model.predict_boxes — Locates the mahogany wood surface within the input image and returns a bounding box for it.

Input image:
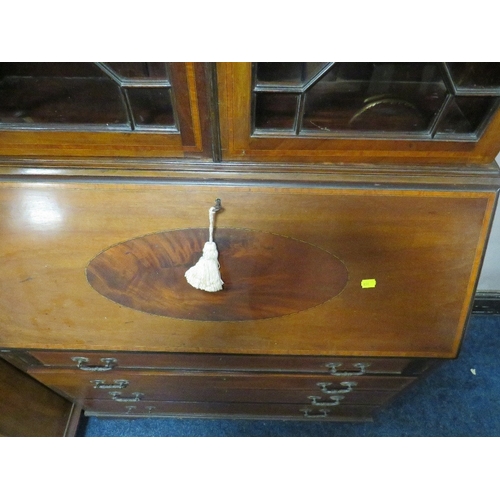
[169,63,213,158]
[83,399,377,420]
[28,368,415,403]
[27,350,416,374]
[0,181,495,358]
[86,227,348,321]
[0,357,75,436]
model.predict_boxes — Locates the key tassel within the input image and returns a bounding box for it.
[185,203,224,292]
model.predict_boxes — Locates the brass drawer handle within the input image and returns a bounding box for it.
[317,381,357,394]
[301,408,330,418]
[126,405,155,415]
[325,362,370,376]
[72,356,117,372]
[92,379,129,390]
[109,391,143,402]
[308,395,344,407]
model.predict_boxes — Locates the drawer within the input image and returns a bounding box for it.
[27,350,421,375]
[28,368,415,405]
[83,400,378,421]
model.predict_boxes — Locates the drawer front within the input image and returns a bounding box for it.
[0,182,494,358]
[28,368,415,405]
[27,350,418,375]
[84,400,378,421]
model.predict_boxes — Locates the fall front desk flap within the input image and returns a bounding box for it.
[0,182,494,357]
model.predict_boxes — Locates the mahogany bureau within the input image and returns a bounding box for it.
[0,62,499,425]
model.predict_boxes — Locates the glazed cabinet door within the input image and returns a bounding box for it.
[0,62,213,160]
[218,62,500,165]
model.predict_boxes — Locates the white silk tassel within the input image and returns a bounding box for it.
[185,206,224,292]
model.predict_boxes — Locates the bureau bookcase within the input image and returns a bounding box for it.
[0,62,499,427]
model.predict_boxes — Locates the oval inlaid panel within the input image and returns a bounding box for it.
[86,228,348,321]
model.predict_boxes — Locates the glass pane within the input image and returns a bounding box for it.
[434,96,499,135]
[0,63,128,126]
[254,93,298,131]
[302,62,447,133]
[104,63,169,81]
[447,63,500,91]
[255,63,329,86]
[0,62,106,78]
[126,87,175,128]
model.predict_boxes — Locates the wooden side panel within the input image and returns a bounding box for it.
[0,181,495,358]
[0,358,75,436]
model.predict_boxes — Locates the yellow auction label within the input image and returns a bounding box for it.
[361,279,377,289]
